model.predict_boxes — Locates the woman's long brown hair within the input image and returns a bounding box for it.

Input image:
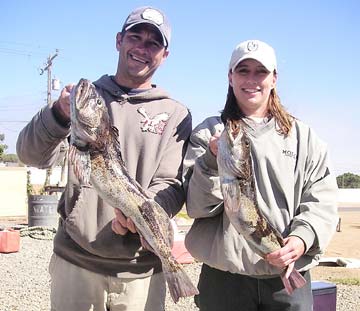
[221,84,294,136]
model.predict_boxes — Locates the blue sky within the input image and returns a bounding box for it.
[0,0,359,175]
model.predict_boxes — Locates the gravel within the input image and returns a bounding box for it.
[1,234,359,311]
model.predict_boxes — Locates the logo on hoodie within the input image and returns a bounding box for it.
[282,149,297,159]
[137,107,169,135]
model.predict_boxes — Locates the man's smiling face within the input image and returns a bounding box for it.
[115,24,169,89]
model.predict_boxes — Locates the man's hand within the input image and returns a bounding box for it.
[111,208,137,235]
[111,208,154,252]
[265,236,305,269]
[52,84,74,123]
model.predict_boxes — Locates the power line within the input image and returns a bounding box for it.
[0,40,54,50]
[0,125,23,133]
[0,121,29,123]
[0,92,44,100]
[0,40,57,57]
[0,47,49,58]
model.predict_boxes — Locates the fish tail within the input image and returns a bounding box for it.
[280,269,307,295]
[164,266,199,303]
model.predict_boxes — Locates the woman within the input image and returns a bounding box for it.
[183,40,338,310]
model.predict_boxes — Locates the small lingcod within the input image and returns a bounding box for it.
[217,119,306,295]
[69,78,198,303]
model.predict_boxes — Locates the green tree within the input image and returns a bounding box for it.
[337,173,360,188]
[1,153,19,163]
[0,133,8,159]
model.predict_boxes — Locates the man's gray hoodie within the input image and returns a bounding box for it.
[16,75,192,277]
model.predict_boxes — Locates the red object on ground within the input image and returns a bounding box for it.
[172,239,194,264]
[170,219,194,264]
[0,229,20,253]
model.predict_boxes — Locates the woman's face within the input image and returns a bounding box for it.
[228,58,277,117]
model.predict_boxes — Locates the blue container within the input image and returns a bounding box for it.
[312,281,337,311]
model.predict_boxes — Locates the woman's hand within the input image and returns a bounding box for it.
[209,130,222,156]
[265,236,305,270]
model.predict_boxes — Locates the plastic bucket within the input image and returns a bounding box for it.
[28,195,59,228]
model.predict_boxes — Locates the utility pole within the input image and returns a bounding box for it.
[39,49,59,107]
[39,50,59,190]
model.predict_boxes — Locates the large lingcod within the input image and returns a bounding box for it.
[217,119,306,295]
[69,78,198,303]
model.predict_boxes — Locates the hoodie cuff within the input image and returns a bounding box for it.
[52,101,71,127]
[203,147,218,171]
[289,225,316,254]
[41,104,71,138]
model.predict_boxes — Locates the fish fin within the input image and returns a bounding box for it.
[140,200,174,247]
[221,182,241,213]
[69,145,91,185]
[280,269,307,295]
[164,266,199,303]
[110,126,125,164]
[288,269,307,289]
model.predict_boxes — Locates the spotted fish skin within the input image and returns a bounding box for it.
[217,119,306,295]
[69,78,198,303]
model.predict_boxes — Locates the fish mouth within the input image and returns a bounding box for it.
[227,120,242,140]
[76,81,97,109]
[74,81,103,129]
[225,120,250,149]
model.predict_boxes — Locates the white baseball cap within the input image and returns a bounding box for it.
[229,40,277,73]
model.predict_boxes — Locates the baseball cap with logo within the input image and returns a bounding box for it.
[122,6,171,48]
[229,40,277,73]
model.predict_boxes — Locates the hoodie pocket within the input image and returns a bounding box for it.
[64,187,142,258]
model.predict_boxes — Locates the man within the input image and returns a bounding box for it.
[17,6,192,311]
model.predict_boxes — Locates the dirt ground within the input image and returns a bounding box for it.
[311,209,360,281]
